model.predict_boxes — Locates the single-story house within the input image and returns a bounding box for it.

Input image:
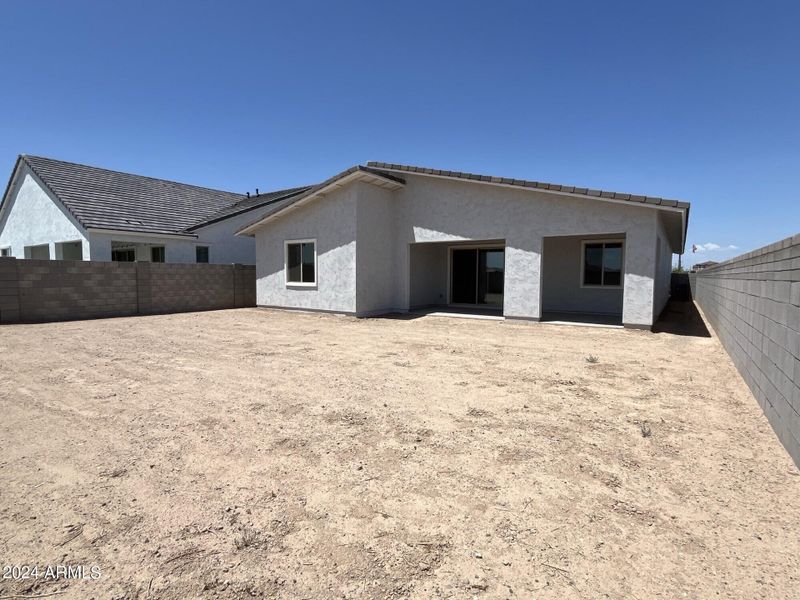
[237,162,690,330]
[0,155,308,264]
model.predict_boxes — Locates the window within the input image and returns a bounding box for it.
[195,246,209,263]
[57,241,83,260]
[151,246,165,263]
[112,248,136,262]
[0,247,10,257]
[24,244,50,260]
[582,241,623,287]
[285,240,316,285]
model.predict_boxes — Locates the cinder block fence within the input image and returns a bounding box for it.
[691,234,800,466]
[0,258,256,324]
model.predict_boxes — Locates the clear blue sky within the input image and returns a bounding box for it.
[1,1,797,265]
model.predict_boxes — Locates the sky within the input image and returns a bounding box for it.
[1,1,797,266]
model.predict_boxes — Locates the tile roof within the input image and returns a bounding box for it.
[186,185,312,230]
[367,162,691,209]
[9,155,307,237]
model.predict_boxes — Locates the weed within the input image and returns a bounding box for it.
[234,525,264,550]
[585,355,599,364]
[640,422,652,438]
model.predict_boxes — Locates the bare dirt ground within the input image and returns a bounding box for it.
[1,305,799,599]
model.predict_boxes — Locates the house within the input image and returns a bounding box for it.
[237,162,690,330]
[692,260,719,272]
[0,155,309,264]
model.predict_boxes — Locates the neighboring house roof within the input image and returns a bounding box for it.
[238,162,691,251]
[185,185,312,231]
[1,155,308,237]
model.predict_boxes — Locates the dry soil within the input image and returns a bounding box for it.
[1,305,798,599]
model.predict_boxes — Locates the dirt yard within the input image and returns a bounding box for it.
[1,306,799,599]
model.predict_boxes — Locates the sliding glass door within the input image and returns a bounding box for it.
[450,248,504,307]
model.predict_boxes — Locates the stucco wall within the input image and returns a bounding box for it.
[692,235,800,466]
[88,207,266,265]
[355,183,396,315]
[87,233,192,262]
[254,186,358,313]
[251,173,669,326]
[409,243,448,307]
[541,234,624,315]
[653,212,673,320]
[0,167,89,260]
[390,175,658,326]
[191,208,272,265]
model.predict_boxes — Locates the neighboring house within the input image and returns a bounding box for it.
[0,155,309,264]
[692,260,719,272]
[238,162,690,330]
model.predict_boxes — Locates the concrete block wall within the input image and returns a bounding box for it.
[15,259,138,322]
[233,264,257,308]
[692,234,800,466]
[0,258,256,324]
[0,258,21,323]
[138,263,235,315]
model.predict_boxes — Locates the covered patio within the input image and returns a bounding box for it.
[540,233,626,327]
[408,239,506,314]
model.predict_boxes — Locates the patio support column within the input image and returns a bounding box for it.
[622,221,657,329]
[504,237,542,320]
[393,242,411,312]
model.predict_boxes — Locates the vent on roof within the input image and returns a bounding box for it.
[125,219,144,226]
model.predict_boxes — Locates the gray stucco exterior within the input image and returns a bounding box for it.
[255,185,358,313]
[541,234,624,316]
[248,171,686,328]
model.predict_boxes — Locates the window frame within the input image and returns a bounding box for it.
[580,239,625,289]
[111,248,136,262]
[56,240,83,261]
[0,247,10,257]
[284,238,317,287]
[151,246,165,263]
[195,245,209,264]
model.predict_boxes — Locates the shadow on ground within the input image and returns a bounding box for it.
[654,300,711,337]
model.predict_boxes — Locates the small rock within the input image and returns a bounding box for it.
[474,551,482,559]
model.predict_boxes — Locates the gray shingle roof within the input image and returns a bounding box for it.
[367,162,691,209]
[186,185,312,231]
[11,155,307,237]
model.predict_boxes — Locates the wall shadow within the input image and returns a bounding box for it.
[653,300,711,337]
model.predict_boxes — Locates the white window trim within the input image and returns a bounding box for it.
[580,239,625,289]
[284,238,317,287]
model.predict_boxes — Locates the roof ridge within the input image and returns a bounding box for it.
[22,154,243,199]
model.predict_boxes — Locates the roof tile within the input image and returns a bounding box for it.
[365,161,689,212]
